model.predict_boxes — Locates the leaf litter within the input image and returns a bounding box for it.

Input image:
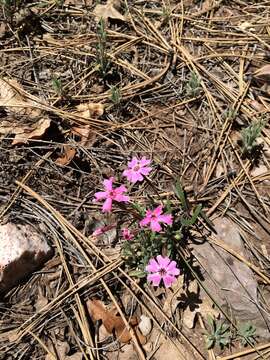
[1,1,270,360]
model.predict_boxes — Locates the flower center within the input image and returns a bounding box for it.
[133,164,141,171]
[159,268,167,276]
[109,190,116,197]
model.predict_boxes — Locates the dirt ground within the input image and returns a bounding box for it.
[1,0,270,359]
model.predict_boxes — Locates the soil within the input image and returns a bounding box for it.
[1,1,270,359]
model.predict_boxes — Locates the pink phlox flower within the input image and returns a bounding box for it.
[146,255,180,288]
[139,205,172,232]
[94,177,129,212]
[121,228,134,241]
[92,224,116,237]
[123,156,152,183]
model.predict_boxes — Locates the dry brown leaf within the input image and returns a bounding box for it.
[0,78,41,118]
[0,78,51,145]
[66,353,83,360]
[93,0,126,23]
[55,146,76,166]
[0,23,7,39]
[75,102,104,118]
[12,118,51,145]
[87,299,146,344]
[248,99,266,112]
[201,0,213,11]
[87,299,107,322]
[71,125,96,147]
[253,64,270,84]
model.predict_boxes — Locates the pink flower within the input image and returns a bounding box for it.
[92,224,116,236]
[146,255,180,288]
[123,156,152,183]
[94,177,129,212]
[139,205,172,232]
[121,228,134,241]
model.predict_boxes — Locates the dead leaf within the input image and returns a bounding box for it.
[0,23,7,39]
[87,299,146,344]
[0,78,42,118]
[75,102,104,118]
[93,0,126,23]
[201,0,213,11]
[12,118,51,145]
[55,146,76,166]
[253,64,270,84]
[66,353,83,360]
[71,125,96,147]
[248,99,266,112]
[0,78,51,145]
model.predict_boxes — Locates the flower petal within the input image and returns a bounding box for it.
[140,157,151,166]
[102,198,112,212]
[131,172,144,183]
[147,273,161,287]
[122,169,133,181]
[156,255,171,268]
[140,217,150,227]
[158,214,173,225]
[166,260,180,275]
[128,157,138,168]
[140,166,152,176]
[153,205,163,217]
[150,219,162,232]
[146,258,160,272]
[163,274,176,288]
[103,177,114,191]
[94,191,108,201]
[115,194,129,203]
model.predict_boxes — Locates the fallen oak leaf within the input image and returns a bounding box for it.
[0,77,51,145]
[93,0,126,23]
[0,78,42,118]
[55,145,76,166]
[74,102,104,118]
[12,117,51,145]
[87,299,146,344]
[71,125,96,147]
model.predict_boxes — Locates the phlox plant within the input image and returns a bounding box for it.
[93,156,202,288]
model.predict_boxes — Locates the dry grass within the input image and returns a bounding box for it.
[1,0,270,359]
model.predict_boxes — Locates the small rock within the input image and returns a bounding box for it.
[193,218,270,338]
[138,315,152,336]
[0,223,52,293]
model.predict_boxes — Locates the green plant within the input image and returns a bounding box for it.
[52,77,62,96]
[161,6,171,23]
[96,17,110,79]
[122,180,203,278]
[237,322,257,346]
[186,71,201,97]
[241,120,265,156]
[205,316,231,349]
[110,85,121,105]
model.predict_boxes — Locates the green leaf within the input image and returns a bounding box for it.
[129,269,146,278]
[181,217,192,227]
[189,204,202,225]
[207,315,215,330]
[206,337,214,349]
[174,180,188,210]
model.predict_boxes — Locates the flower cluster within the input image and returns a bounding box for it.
[93,156,180,288]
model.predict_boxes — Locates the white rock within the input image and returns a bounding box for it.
[138,315,152,336]
[0,223,52,293]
